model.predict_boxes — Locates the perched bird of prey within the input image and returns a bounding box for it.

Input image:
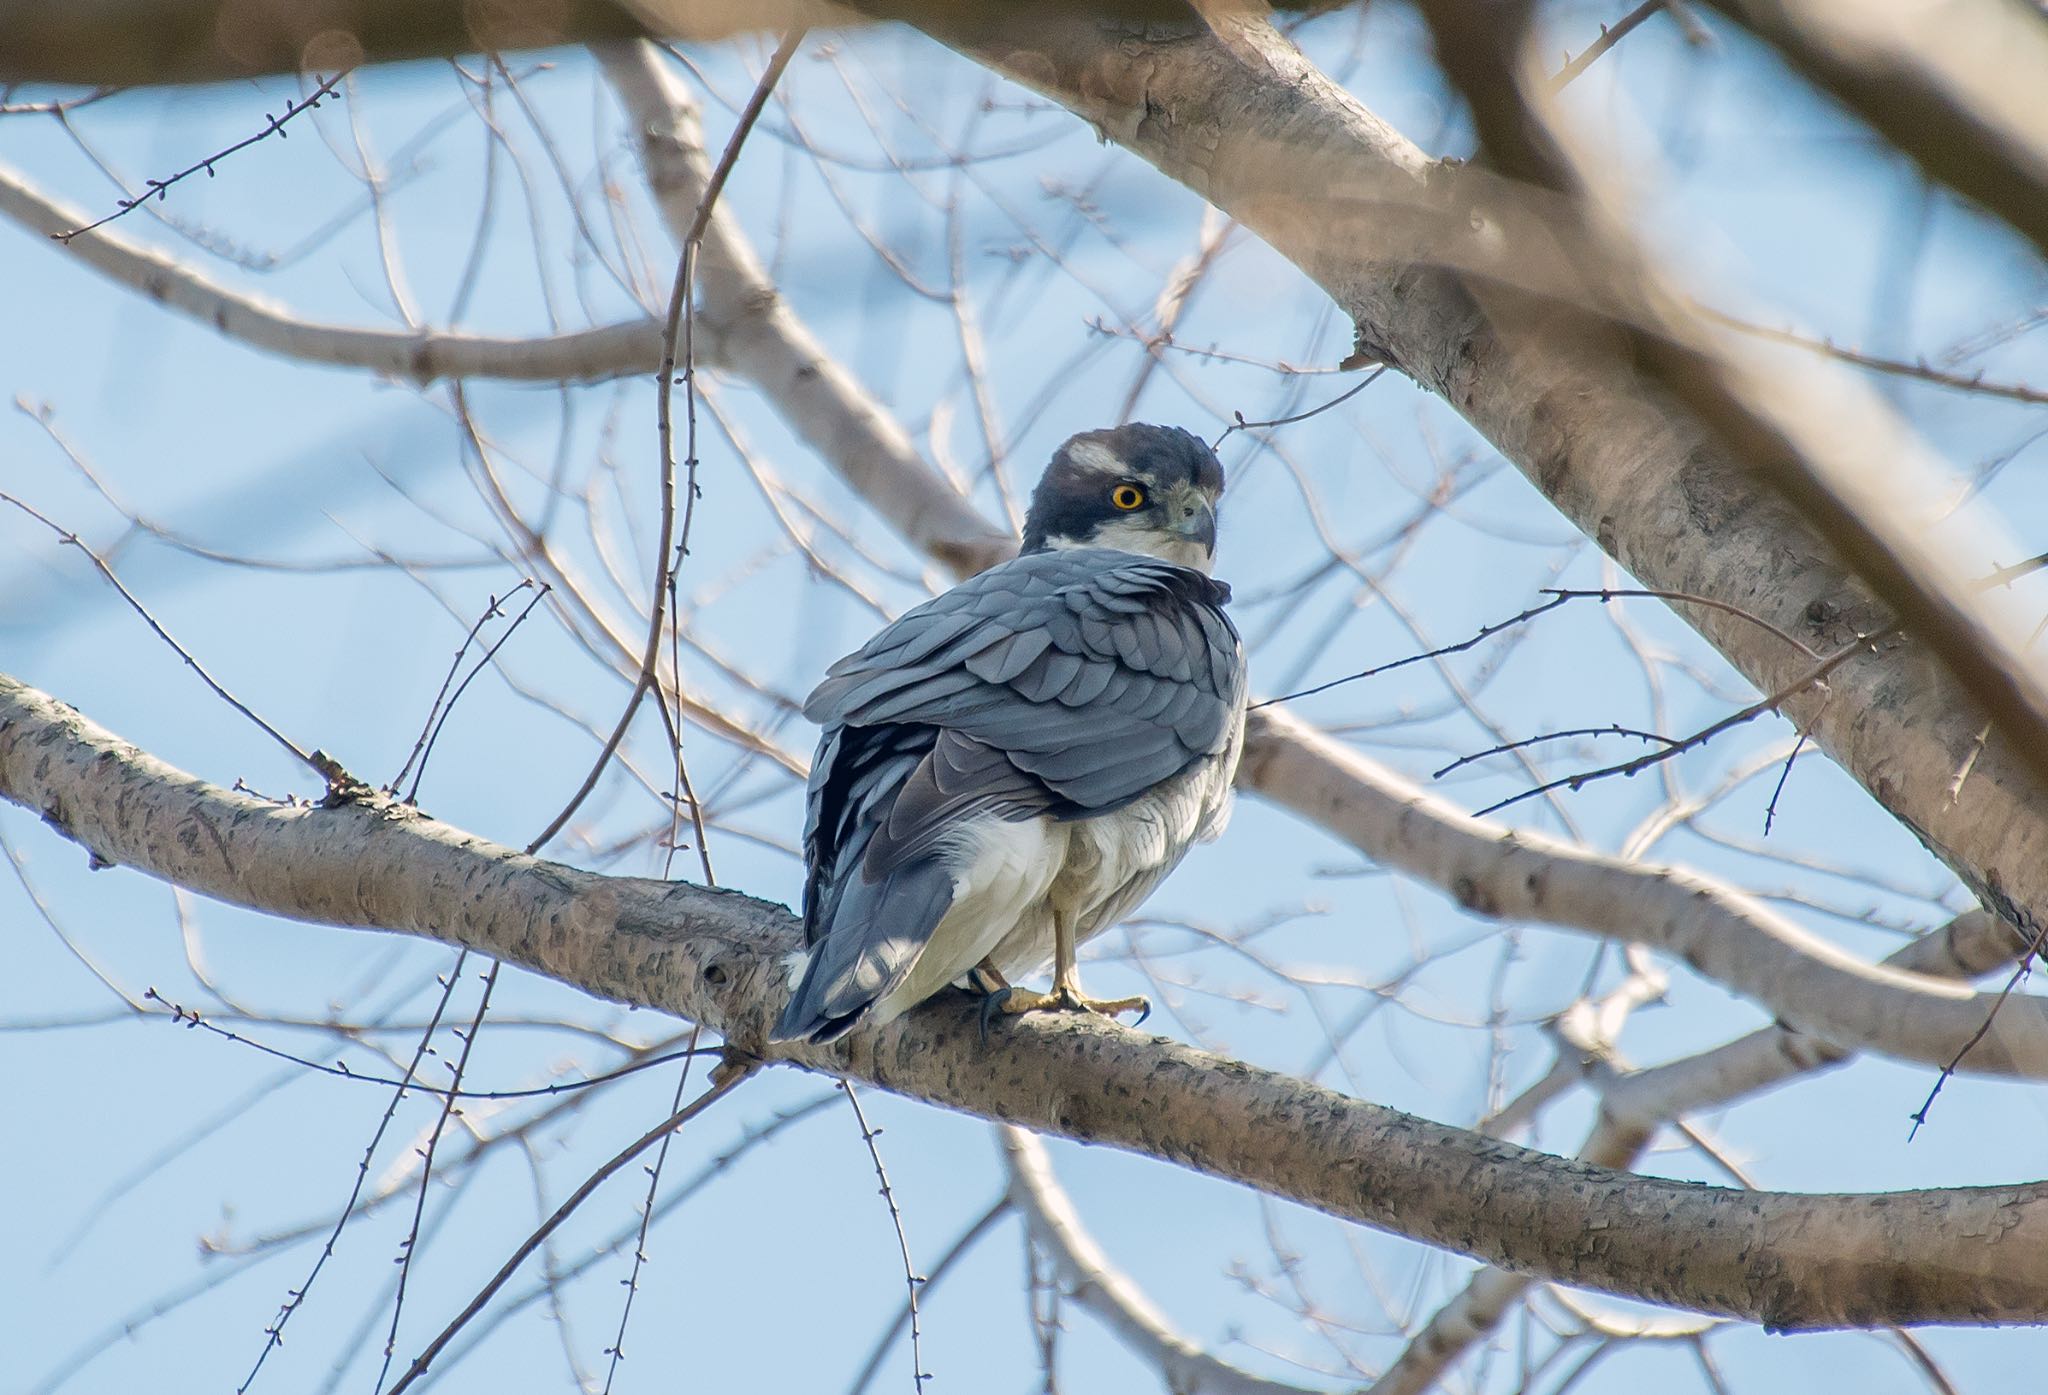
[771,424,1248,1044]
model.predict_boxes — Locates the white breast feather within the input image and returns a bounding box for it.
[863,701,1245,1025]
[866,814,1068,1026]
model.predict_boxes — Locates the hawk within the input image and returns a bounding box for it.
[770,424,1248,1044]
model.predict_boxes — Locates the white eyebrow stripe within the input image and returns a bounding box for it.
[1065,440,1127,477]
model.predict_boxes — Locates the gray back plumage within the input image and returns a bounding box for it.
[772,547,1245,1042]
[806,548,1242,813]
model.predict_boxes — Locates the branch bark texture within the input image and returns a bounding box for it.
[928,11,2048,946]
[1367,907,2022,1395]
[1245,707,2047,1078]
[5,670,2048,1330]
[587,38,2036,1086]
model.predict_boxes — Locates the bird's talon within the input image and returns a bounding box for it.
[980,982,1150,1033]
[978,986,1012,1041]
[1046,983,1151,1020]
[1070,991,1150,1021]
[993,986,1060,1016]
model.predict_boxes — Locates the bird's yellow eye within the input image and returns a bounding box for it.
[1110,484,1145,511]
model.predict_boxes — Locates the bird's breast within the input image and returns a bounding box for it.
[1051,739,1241,941]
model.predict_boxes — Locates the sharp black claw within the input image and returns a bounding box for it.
[1132,1000,1151,1028]
[978,987,1011,1044]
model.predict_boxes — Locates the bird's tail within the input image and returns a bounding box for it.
[768,858,955,1044]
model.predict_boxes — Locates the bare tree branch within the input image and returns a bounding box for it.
[1002,1126,1323,1395]
[1243,706,2048,1076]
[6,669,2048,1329]
[1414,0,2048,923]
[0,1,1333,87]
[0,163,664,384]
[916,7,2048,953]
[19,32,2031,1065]
[585,36,2047,1092]
[1369,909,2023,1395]
[598,40,1016,578]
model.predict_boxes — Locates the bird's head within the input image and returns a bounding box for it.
[1019,424,1226,573]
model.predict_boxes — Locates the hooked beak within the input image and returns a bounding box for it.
[1175,496,1218,552]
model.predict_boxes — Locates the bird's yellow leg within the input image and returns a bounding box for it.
[967,960,1011,996]
[995,911,1150,1023]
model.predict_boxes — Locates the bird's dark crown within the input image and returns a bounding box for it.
[1020,424,1225,566]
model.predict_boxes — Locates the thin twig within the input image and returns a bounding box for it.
[1761,724,1815,837]
[1433,724,1680,780]
[1704,308,2048,407]
[376,962,502,1389]
[143,989,715,1099]
[1548,1,1670,93]
[55,71,351,242]
[380,1065,755,1395]
[1474,634,1881,819]
[236,953,469,1393]
[1211,366,1386,449]
[660,563,717,884]
[526,29,805,854]
[840,1080,929,1393]
[1252,584,1817,710]
[0,489,318,772]
[601,1025,702,1392]
[389,580,536,796]
[1975,551,2048,591]
[1082,316,1345,375]
[1908,918,2048,1140]
[846,1195,1011,1395]
[405,581,552,803]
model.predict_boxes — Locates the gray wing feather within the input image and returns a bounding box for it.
[1012,649,1083,704]
[805,547,1244,815]
[776,548,1245,1042]
[1060,658,1116,706]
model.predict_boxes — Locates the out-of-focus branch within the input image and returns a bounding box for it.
[1000,1126,1322,1395]
[0,0,1336,86]
[597,40,1015,578]
[1701,309,2048,406]
[8,668,2048,1328]
[594,37,2048,1084]
[0,0,683,85]
[0,163,662,385]
[919,7,2048,952]
[1415,0,2048,923]
[1695,0,2048,261]
[1368,908,2022,1395]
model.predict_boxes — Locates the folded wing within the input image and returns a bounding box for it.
[771,548,1245,1042]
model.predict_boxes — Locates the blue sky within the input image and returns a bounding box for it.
[4,6,2047,1392]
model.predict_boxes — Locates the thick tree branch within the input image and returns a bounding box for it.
[592,38,2042,1084]
[0,1,1319,86]
[28,32,1947,1076]
[1411,0,2048,916]
[1368,908,2022,1395]
[1244,702,2048,1076]
[6,669,2048,1329]
[919,9,2048,946]
[18,0,2048,958]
